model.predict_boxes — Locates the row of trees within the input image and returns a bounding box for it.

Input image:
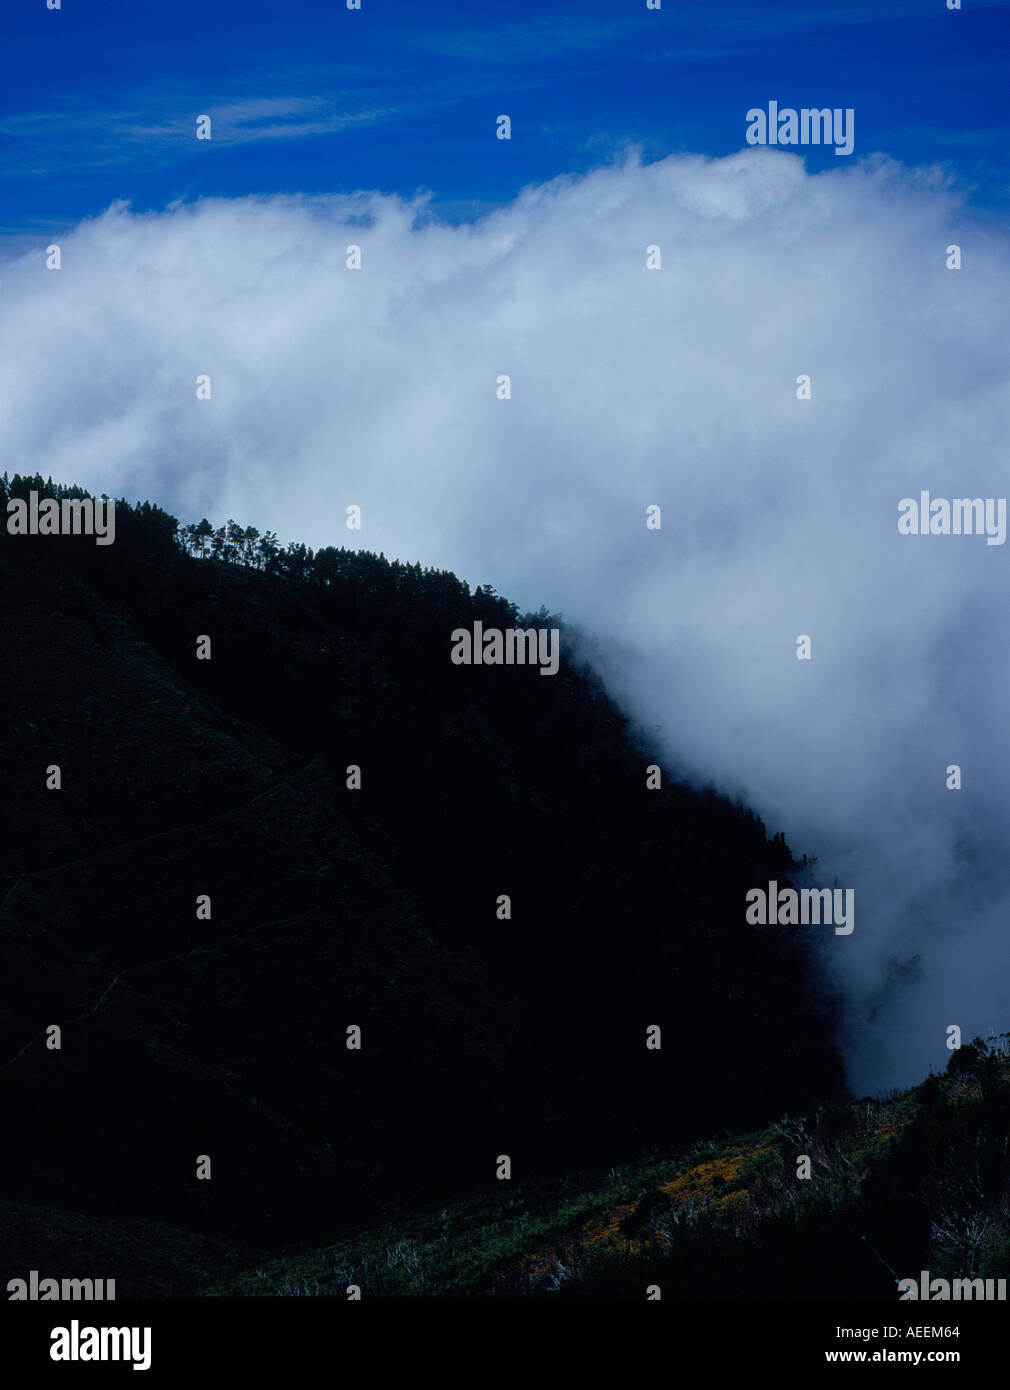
[1,473,522,621]
[178,518,279,569]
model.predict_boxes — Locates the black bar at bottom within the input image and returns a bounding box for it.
[4,1297,997,1380]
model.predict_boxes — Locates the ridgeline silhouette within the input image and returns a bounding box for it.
[0,473,844,1265]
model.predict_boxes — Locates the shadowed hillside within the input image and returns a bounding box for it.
[206,1038,1010,1300]
[1,474,844,1279]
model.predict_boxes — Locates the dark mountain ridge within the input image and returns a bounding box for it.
[0,474,844,1258]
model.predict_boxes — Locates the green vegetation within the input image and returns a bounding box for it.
[204,1040,1010,1299]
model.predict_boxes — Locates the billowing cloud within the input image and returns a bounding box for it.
[3,146,1009,1092]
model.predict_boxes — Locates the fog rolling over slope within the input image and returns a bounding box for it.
[3,150,1009,1092]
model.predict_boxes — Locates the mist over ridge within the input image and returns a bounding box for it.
[4,146,1009,1092]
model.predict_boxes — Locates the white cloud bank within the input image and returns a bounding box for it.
[3,147,1009,1092]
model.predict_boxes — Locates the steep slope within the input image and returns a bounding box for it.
[1,475,844,1270]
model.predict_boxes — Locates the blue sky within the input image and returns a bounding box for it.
[2,0,1009,244]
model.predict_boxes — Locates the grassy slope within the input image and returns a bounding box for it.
[203,1047,1010,1299]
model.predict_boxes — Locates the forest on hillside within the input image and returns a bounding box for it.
[1,473,843,1268]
